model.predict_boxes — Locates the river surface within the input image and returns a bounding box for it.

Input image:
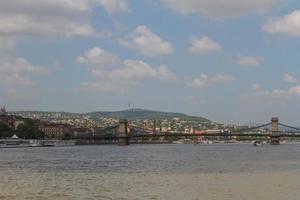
[1,143,300,199]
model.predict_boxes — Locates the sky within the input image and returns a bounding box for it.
[1,0,300,125]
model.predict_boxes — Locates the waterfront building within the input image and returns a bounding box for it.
[38,123,71,138]
[72,127,91,137]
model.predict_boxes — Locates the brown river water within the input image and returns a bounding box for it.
[1,144,300,199]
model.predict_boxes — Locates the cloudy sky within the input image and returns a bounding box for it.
[1,0,300,124]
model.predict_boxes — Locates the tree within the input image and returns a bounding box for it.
[62,132,72,140]
[0,122,12,138]
[16,119,45,139]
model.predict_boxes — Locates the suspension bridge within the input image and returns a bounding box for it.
[74,117,300,145]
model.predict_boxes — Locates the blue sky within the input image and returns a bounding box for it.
[1,0,300,124]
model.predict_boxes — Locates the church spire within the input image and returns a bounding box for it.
[0,106,7,116]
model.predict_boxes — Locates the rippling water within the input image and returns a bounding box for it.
[1,143,300,199]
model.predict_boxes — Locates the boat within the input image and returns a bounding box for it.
[42,140,55,147]
[0,134,30,148]
[0,139,30,148]
[29,140,43,147]
[0,137,76,148]
[253,141,263,147]
[193,140,214,145]
[202,140,213,144]
[173,139,192,144]
[173,140,184,144]
[41,140,75,147]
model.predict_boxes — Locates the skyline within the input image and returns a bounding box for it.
[3,107,298,127]
[1,0,300,124]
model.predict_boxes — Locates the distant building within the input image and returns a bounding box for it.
[72,127,91,137]
[0,106,7,116]
[0,106,14,128]
[38,123,71,138]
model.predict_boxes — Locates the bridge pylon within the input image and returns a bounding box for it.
[117,119,129,145]
[271,117,280,145]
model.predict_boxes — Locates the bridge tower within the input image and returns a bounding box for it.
[117,119,129,145]
[270,117,280,145]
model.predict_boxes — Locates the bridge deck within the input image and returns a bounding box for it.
[74,133,300,140]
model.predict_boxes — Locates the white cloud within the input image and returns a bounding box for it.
[263,10,300,37]
[156,65,177,80]
[161,0,285,19]
[187,74,233,88]
[78,47,176,93]
[0,7,50,88]
[236,56,264,67]
[0,15,96,37]
[0,0,120,38]
[98,0,129,14]
[288,85,300,95]
[0,57,48,86]
[284,73,298,83]
[248,89,287,101]
[0,57,48,74]
[243,84,300,104]
[119,25,174,57]
[252,83,262,91]
[87,59,175,81]
[76,47,120,68]
[188,37,223,55]
[0,0,126,97]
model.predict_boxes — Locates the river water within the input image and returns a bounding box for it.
[1,143,300,199]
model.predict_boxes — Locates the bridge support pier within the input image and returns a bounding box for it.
[270,117,280,145]
[117,119,129,146]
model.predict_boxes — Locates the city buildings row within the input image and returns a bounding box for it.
[1,106,247,139]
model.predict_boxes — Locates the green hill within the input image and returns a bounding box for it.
[88,109,211,122]
[9,109,211,123]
